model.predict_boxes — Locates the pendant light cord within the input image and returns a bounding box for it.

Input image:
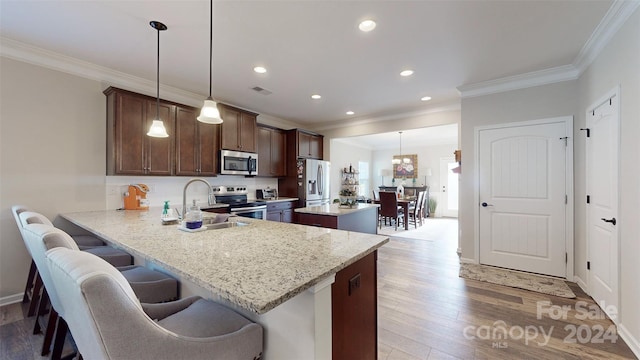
[156,26,160,120]
[208,0,213,97]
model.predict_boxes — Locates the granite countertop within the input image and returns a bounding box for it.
[61,209,388,314]
[294,203,379,216]
[263,197,298,203]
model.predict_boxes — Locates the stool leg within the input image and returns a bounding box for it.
[41,308,58,356]
[27,274,43,317]
[51,317,68,360]
[32,288,49,334]
[22,260,37,303]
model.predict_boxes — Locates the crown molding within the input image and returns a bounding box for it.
[573,0,640,73]
[458,0,638,99]
[457,65,580,99]
[311,101,461,132]
[0,36,206,107]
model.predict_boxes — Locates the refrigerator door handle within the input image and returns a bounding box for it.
[317,164,323,196]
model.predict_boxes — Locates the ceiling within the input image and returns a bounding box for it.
[0,0,613,128]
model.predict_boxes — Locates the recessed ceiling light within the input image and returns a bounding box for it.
[421,96,432,101]
[311,94,322,100]
[359,19,376,32]
[253,66,267,74]
[346,111,355,115]
[400,70,414,77]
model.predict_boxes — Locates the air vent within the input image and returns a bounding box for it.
[251,86,272,95]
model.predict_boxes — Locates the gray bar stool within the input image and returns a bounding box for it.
[46,247,263,360]
[22,223,179,359]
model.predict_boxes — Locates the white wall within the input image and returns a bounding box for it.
[0,57,284,302]
[576,7,640,355]
[0,57,107,300]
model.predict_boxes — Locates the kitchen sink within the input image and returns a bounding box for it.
[203,221,248,230]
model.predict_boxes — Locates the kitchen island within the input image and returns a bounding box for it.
[60,209,388,359]
[295,203,380,234]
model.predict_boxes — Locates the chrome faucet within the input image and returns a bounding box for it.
[182,178,215,219]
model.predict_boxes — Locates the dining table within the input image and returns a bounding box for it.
[373,197,415,230]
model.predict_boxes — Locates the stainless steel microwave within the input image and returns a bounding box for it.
[220,150,258,176]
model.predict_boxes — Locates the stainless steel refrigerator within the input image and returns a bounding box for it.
[303,159,331,207]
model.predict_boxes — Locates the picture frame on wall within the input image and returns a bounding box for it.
[393,154,418,178]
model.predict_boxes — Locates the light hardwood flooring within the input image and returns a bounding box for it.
[376,218,636,359]
[0,218,636,359]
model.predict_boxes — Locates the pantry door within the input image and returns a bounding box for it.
[477,117,572,277]
[586,89,619,323]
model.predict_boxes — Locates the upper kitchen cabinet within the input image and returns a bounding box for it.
[219,104,258,153]
[257,125,286,177]
[105,87,174,176]
[288,129,323,159]
[175,106,219,176]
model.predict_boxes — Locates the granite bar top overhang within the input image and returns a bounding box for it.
[60,210,388,314]
[294,203,379,216]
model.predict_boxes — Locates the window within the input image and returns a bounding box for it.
[358,161,369,197]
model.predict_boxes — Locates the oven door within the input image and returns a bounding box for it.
[229,205,267,220]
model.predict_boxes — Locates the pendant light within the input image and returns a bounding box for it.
[197,0,223,124]
[147,21,169,138]
[392,131,411,164]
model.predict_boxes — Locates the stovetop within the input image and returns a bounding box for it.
[212,185,266,207]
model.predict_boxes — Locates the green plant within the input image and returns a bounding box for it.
[428,197,438,215]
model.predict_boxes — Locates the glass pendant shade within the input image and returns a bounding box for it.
[392,158,401,165]
[197,97,223,124]
[147,120,169,138]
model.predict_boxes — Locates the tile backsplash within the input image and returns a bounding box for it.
[106,175,278,210]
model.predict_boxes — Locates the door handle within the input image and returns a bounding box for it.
[601,217,617,225]
[481,202,493,207]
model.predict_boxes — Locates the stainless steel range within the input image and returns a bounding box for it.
[212,185,267,220]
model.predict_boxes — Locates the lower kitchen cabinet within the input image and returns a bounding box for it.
[266,200,294,223]
[332,251,378,359]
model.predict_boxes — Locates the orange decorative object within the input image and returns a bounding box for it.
[123,184,150,210]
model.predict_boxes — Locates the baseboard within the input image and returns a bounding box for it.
[0,293,23,307]
[574,275,588,292]
[618,323,640,359]
[459,257,477,264]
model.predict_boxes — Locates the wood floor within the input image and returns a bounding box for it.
[1,218,636,359]
[376,219,636,359]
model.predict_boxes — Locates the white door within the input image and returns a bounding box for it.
[586,91,619,323]
[439,157,458,217]
[478,119,569,277]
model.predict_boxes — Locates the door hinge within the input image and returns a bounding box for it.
[587,195,590,204]
[580,128,591,137]
[565,252,568,264]
[565,194,568,204]
[587,261,591,270]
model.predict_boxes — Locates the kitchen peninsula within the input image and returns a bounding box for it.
[60,209,388,360]
[295,203,380,234]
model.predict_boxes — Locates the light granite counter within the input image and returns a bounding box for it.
[60,209,387,314]
[264,197,298,203]
[294,203,379,216]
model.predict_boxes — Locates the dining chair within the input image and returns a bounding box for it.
[46,247,263,360]
[379,191,404,230]
[408,191,425,228]
[11,205,43,317]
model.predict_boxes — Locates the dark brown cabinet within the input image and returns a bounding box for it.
[296,130,323,159]
[332,251,378,359]
[257,125,286,177]
[175,106,219,176]
[266,201,294,223]
[219,104,258,153]
[106,87,174,176]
